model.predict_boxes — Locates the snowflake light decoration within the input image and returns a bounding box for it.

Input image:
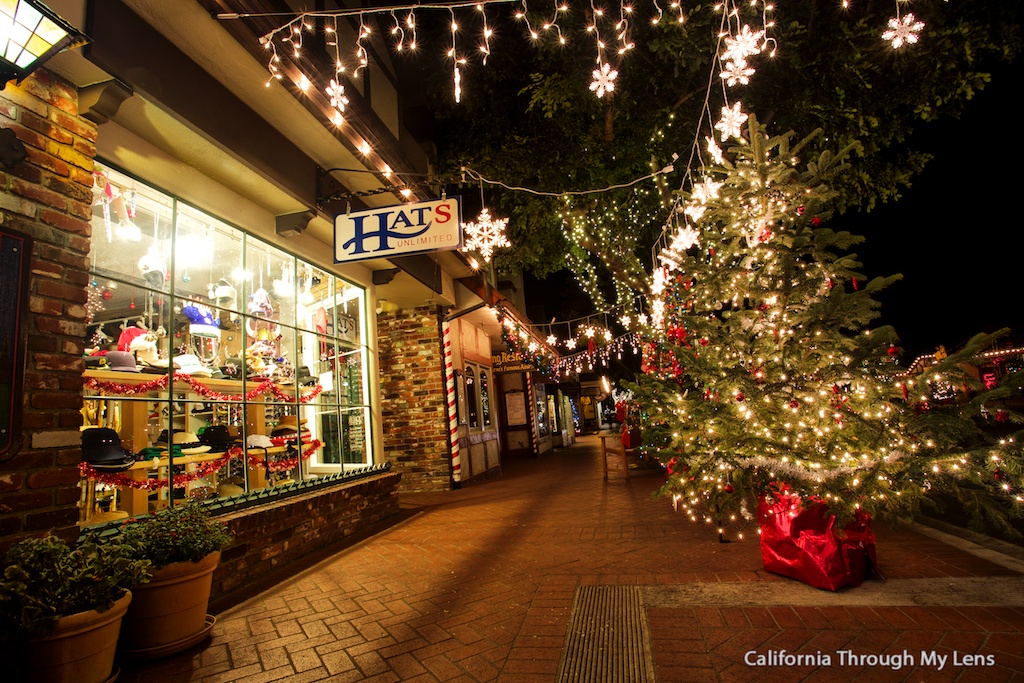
[720,60,755,87]
[590,62,618,99]
[326,79,349,112]
[715,102,748,141]
[691,178,724,204]
[721,25,765,64]
[706,136,725,165]
[882,12,924,49]
[682,202,707,223]
[658,225,700,271]
[462,208,510,263]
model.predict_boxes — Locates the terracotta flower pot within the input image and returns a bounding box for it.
[21,590,132,683]
[118,551,220,656]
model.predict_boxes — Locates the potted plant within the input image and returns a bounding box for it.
[0,530,151,683]
[114,502,231,657]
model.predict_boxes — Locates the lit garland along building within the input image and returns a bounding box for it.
[0,0,564,594]
[900,343,1024,402]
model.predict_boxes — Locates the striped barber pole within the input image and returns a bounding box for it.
[442,321,462,483]
[528,375,539,458]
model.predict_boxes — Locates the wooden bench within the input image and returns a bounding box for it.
[598,431,631,480]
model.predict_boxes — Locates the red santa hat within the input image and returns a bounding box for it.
[117,326,148,352]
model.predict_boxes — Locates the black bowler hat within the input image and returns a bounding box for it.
[199,425,240,451]
[295,366,317,387]
[81,428,136,472]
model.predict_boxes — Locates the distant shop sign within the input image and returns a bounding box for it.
[334,197,462,264]
[492,350,537,373]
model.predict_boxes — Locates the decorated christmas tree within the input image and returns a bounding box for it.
[628,114,1023,551]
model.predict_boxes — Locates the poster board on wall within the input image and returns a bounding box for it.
[505,390,527,426]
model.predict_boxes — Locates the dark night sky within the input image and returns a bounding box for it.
[847,61,1022,362]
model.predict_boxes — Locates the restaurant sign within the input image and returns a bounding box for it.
[334,197,462,264]
[492,350,537,373]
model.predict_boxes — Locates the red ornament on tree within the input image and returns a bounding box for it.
[789,399,800,410]
[101,289,114,301]
[724,484,734,493]
[735,392,745,402]
[887,345,898,358]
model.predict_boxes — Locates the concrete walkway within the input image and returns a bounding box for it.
[118,435,1024,682]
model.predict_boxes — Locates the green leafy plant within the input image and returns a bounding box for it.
[117,503,232,568]
[0,531,151,639]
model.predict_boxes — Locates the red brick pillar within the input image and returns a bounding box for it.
[377,306,453,492]
[0,70,97,551]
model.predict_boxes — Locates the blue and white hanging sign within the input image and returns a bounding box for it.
[334,197,462,264]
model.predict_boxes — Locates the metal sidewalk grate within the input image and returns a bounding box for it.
[556,585,656,683]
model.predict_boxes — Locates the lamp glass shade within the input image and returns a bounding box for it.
[0,0,84,84]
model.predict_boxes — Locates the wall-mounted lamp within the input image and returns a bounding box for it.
[1,0,89,90]
[275,210,315,237]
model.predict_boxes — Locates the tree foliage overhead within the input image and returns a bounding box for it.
[410,0,1021,292]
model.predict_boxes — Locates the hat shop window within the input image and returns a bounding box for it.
[79,165,373,524]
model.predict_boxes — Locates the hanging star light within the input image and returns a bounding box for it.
[463,207,510,263]
[589,61,618,98]
[882,12,924,48]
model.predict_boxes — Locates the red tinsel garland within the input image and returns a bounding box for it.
[246,440,322,472]
[78,441,324,488]
[84,372,323,404]
[78,448,238,490]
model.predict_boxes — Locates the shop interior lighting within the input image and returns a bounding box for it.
[0,0,89,89]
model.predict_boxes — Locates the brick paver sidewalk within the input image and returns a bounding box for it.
[118,436,1024,682]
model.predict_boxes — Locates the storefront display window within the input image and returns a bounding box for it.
[81,164,373,518]
[480,370,491,427]
[465,367,478,428]
[461,362,495,432]
[536,385,549,437]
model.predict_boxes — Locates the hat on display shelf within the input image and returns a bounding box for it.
[182,302,221,339]
[199,425,240,451]
[172,431,211,455]
[246,434,274,449]
[270,415,311,447]
[81,427,136,472]
[174,354,212,377]
[117,326,148,352]
[295,366,317,387]
[274,415,307,431]
[220,357,244,379]
[106,350,140,372]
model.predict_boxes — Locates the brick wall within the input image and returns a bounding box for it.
[377,306,453,492]
[212,471,400,600]
[0,71,96,551]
